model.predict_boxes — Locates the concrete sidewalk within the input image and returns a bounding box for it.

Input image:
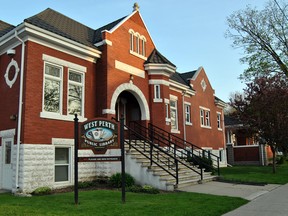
[178,181,280,201]
[179,181,288,216]
[223,183,288,216]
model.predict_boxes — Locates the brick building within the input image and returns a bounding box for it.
[0,4,226,193]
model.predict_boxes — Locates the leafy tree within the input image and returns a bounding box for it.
[226,0,288,82]
[230,75,288,173]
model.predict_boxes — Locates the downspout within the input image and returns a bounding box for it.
[15,30,25,190]
[182,91,186,147]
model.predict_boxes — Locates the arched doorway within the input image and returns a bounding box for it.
[115,91,141,125]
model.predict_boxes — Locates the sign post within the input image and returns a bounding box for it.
[74,116,126,204]
[74,114,79,205]
[120,116,126,203]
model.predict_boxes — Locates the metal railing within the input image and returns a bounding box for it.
[129,121,220,176]
[125,124,203,186]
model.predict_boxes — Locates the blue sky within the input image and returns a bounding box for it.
[1,0,267,101]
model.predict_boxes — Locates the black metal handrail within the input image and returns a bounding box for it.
[125,124,203,186]
[129,121,220,176]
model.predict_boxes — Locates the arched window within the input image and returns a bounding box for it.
[135,33,140,54]
[128,29,147,58]
[141,36,146,56]
[129,29,135,52]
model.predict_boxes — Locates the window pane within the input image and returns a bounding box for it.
[68,84,82,115]
[5,141,12,164]
[45,64,60,77]
[55,148,69,164]
[69,72,82,83]
[55,166,68,182]
[44,79,60,112]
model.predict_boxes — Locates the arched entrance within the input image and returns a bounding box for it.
[115,91,141,124]
[109,82,150,122]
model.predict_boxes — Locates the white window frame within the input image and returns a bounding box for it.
[128,29,147,60]
[165,98,170,123]
[153,84,163,102]
[54,147,71,184]
[67,70,85,117]
[42,62,63,115]
[200,106,211,129]
[40,55,87,122]
[184,102,192,125]
[217,112,222,131]
[170,95,179,133]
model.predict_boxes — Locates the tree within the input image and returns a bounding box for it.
[230,75,288,173]
[226,0,288,82]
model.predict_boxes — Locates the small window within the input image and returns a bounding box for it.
[55,148,70,182]
[136,35,140,54]
[205,111,211,127]
[200,107,211,128]
[217,112,222,130]
[43,63,62,113]
[68,71,84,116]
[170,100,178,131]
[165,103,169,119]
[154,85,161,99]
[185,104,191,124]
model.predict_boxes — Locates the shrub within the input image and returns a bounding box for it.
[127,185,160,194]
[109,173,135,188]
[187,155,214,172]
[32,187,52,195]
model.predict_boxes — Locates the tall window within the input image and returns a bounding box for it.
[68,71,84,116]
[170,100,178,131]
[43,63,62,113]
[154,85,161,99]
[142,38,146,56]
[200,107,211,128]
[217,112,222,130]
[136,34,140,54]
[129,31,134,51]
[55,148,70,182]
[185,104,191,124]
[129,29,146,58]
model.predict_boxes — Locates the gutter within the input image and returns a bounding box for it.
[14,30,25,190]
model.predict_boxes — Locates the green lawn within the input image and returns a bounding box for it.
[220,163,288,185]
[0,190,247,216]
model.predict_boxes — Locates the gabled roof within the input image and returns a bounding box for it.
[145,49,176,67]
[178,71,197,85]
[94,16,127,43]
[171,73,190,87]
[24,8,96,48]
[0,20,15,37]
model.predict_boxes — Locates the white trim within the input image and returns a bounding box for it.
[43,54,87,72]
[52,138,74,145]
[102,109,116,114]
[149,79,170,86]
[0,129,16,138]
[94,39,112,47]
[164,98,170,104]
[170,94,178,100]
[153,98,163,103]
[4,59,20,88]
[115,60,145,78]
[40,112,87,122]
[129,50,147,60]
[109,82,150,120]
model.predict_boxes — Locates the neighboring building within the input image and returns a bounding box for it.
[225,115,273,165]
[0,5,226,193]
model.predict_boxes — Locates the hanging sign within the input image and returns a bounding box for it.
[80,118,118,154]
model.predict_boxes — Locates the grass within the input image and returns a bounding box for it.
[0,190,247,216]
[220,162,288,185]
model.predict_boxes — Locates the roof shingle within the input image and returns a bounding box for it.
[0,20,15,37]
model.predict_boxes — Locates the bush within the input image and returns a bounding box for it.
[109,173,135,188]
[32,187,52,195]
[187,155,214,172]
[127,185,160,194]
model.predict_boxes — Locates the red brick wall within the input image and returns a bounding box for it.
[21,41,97,144]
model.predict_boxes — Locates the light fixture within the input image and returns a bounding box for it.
[130,74,134,81]
[7,49,16,56]
[10,114,17,121]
